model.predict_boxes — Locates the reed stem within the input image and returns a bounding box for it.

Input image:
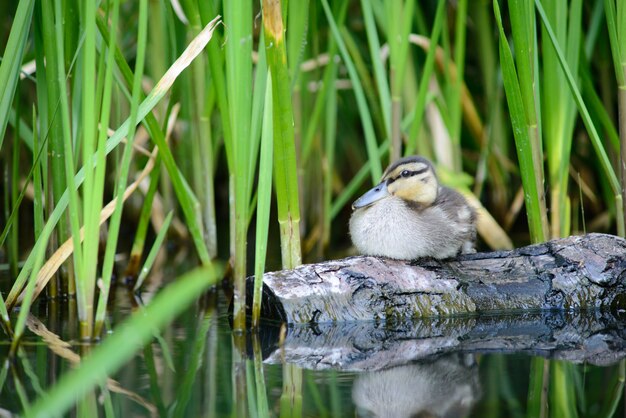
[225,0,253,332]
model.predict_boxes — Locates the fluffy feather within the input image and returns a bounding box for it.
[349,156,476,260]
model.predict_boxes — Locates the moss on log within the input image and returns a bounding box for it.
[246,233,626,324]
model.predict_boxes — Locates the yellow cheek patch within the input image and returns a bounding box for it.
[389,177,437,205]
[393,184,421,201]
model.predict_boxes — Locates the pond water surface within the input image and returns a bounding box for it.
[0,274,625,417]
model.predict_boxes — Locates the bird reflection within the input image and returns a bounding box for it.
[352,354,480,418]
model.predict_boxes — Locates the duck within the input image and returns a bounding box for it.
[349,155,476,260]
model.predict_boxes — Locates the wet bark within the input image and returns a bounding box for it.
[247,233,626,324]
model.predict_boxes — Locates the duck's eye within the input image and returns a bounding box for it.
[401,170,411,178]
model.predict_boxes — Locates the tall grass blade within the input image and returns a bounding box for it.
[581,71,620,152]
[248,35,268,219]
[205,13,233,173]
[183,0,218,259]
[527,357,549,418]
[50,0,84,298]
[10,221,52,354]
[79,0,99,326]
[18,145,158,305]
[133,210,173,292]
[26,264,223,417]
[444,0,468,171]
[493,0,548,243]
[599,359,625,418]
[31,106,44,257]
[361,0,390,144]
[96,13,217,264]
[341,27,387,143]
[124,104,179,278]
[6,15,221,309]
[252,334,270,417]
[330,141,389,220]
[551,361,579,418]
[225,0,253,331]
[390,0,414,159]
[40,0,77,297]
[540,0,581,238]
[252,73,274,328]
[536,0,624,236]
[301,2,348,164]
[604,0,626,234]
[94,0,148,339]
[9,96,21,279]
[172,310,213,418]
[406,0,446,156]
[321,0,382,184]
[142,343,168,417]
[322,60,338,249]
[287,0,310,87]
[263,2,304,417]
[0,0,34,150]
[0,288,9,333]
[264,0,302,270]
[85,0,121,335]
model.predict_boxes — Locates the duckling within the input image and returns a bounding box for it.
[349,156,476,260]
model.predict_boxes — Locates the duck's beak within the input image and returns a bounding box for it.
[352,182,389,209]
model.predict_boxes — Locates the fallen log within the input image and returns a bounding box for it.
[247,233,626,324]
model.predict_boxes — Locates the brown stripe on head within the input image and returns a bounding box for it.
[382,156,435,181]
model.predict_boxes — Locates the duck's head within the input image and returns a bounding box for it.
[352,156,439,210]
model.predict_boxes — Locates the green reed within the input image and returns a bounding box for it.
[2,1,626,414]
[252,73,274,328]
[540,0,581,239]
[183,0,218,259]
[263,2,305,415]
[7,95,20,280]
[360,0,389,140]
[27,264,223,417]
[87,0,119,338]
[604,0,626,231]
[264,0,303,271]
[406,0,446,157]
[133,211,173,292]
[322,0,382,184]
[550,361,579,418]
[472,1,511,212]
[0,0,33,151]
[444,0,467,172]
[42,0,75,295]
[600,360,625,417]
[3,1,626,301]
[4,11,220,343]
[126,153,163,277]
[224,0,255,332]
[95,11,213,265]
[93,0,146,338]
[494,0,548,244]
[536,0,624,237]
[387,1,413,162]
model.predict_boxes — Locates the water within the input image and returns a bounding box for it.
[1,282,625,417]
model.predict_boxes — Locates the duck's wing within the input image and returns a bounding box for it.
[436,187,477,223]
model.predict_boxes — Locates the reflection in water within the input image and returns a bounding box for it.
[1,287,626,416]
[352,355,480,418]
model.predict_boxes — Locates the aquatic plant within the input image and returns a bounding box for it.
[0,0,625,415]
